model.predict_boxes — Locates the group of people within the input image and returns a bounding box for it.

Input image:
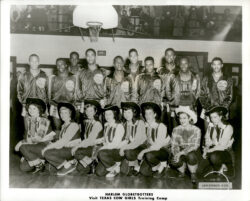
[14,47,235,183]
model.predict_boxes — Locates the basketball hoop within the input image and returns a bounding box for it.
[87,21,103,42]
[73,5,118,42]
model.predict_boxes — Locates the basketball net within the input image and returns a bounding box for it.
[87,22,103,42]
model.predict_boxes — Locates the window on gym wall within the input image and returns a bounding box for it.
[10,5,242,42]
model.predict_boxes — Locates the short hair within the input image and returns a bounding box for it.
[179,56,190,63]
[85,48,96,56]
[122,106,139,120]
[104,109,120,123]
[144,56,154,64]
[56,58,67,65]
[164,48,176,56]
[211,57,223,64]
[113,55,124,63]
[29,54,39,61]
[84,104,99,120]
[143,105,160,121]
[27,104,43,116]
[70,51,79,59]
[129,48,138,56]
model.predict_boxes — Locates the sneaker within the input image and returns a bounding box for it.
[106,171,118,178]
[57,164,76,176]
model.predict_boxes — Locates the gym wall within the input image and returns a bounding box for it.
[11,34,242,67]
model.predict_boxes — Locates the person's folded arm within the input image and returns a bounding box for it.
[209,125,233,152]
[79,122,102,148]
[122,120,146,150]
[105,124,125,150]
[53,123,80,149]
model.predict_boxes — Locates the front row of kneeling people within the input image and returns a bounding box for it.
[15,98,234,182]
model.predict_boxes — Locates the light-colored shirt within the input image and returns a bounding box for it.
[58,122,81,148]
[171,124,201,156]
[121,119,146,150]
[102,122,125,149]
[145,122,170,150]
[205,123,234,151]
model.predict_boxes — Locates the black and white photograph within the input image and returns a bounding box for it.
[1,0,250,201]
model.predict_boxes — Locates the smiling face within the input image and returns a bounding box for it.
[85,105,96,119]
[209,112,222,126]
[56,60,67,73]
[29,56,40,70]
[86,50,96,65]
[145,59,154,73]
[145,109,156,123]
[59,107,71,122]
[114,57,124,71]
[129,51,138,64]
[165,50,176,64]
[180,58,189,73]
[211,60,223,73]
[70,53,79,67]
[179,112,190,126]
[28,104,40,118]
[105,110,115,123]
[123,108,134,122]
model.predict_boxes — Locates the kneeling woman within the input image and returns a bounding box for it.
[71,100,103,174]
[15,98,54,173]
[202,106,234,177]
[139,102,171,177]
[42,102,81,176]
[171,106,201,182]
[120,102,146,175]
[95,105,125,178]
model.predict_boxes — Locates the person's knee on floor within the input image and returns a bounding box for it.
[95,162,108,177]
[208,152,222,170]
[186,151,198,166]
[139,160,153,177]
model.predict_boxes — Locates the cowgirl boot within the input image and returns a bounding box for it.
[188,164,198,183]
[106,162,121,178]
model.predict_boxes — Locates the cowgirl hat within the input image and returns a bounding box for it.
[57,102,76,119]
[121,102,141,118]
[175,106,197,124]
[205,106,228,116]
[102,104,120,115]
[140,102,162,120]
[84,99,102,114]
[26,98,47,114]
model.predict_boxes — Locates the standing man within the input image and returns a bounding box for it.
[199,57,233,128]
[173,57,200,111]
[126,49,145,90]
[68,51,83,75]
[104,56,134,107]
[78,48,105,107]
[134,56,163,106]
[158,48,179,134]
